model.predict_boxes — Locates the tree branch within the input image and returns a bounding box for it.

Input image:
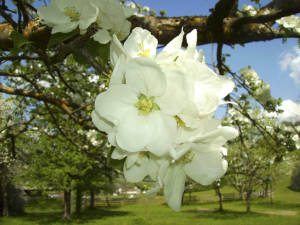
[0,83,80,109]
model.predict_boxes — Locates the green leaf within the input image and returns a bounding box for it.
[10,31,30,49]
[86,40,110,65]
[73,53,88,65]
[74,40,110,66]
[47,29,79,48]
[108,158,125,171]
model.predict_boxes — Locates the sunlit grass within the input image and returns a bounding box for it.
[0,179,299,225]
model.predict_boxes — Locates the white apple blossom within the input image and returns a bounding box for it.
[111,147,162,182]
[91,0,135,44]
[155,29,234,128]
[92,57,185,156]
[93,27,238,212]
[109,27,158,66]
[38,0,98,34]
[144,118,238,211]
[38,0,135,43]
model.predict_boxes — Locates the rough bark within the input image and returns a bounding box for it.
[75,188,82,214]
[89,190,95,208]
[63,190,71,220]
[246,191,252,213]
[215,184,223,212]
[0,175,8,217]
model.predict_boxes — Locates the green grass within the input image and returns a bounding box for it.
[0,180,299,225]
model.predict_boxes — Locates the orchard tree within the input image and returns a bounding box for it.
[18,124,115,219]
[224,105,298,213]
[0,94,33,217]
[0,0,300,212]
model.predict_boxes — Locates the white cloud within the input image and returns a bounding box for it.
[279,47,300,84]
[278,99,300,123]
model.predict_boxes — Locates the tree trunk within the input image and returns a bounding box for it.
[270,182,274,204]
[264,183,269,198]
[75,188,82,214]
[90,190,95,208]
[1,175,8,217]
[246,191,252,213]
[215,185,223,212]
[63,190,71,220]
[181,190,185,205]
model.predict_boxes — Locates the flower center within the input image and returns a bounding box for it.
[135,94,160,115]
[176,151,194,165]
[137,43,151,58]
[139,151,150,159]
[64,7,80,22]
[174,115,185,127]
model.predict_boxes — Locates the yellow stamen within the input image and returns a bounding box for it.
[174,115,185,127]
[135,94,160,115]
[64,7,80,22]
[176,151,194,165]
[137,43,151,58]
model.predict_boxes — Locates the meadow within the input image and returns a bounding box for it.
[1,179,299,225]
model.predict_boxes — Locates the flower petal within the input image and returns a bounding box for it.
[78,1,99,30]
[110,34,128,66]
[186,29,197,48]
[162,29,184,54]
[38,4,69,26]
[183,145,228,185]
[146,112,177,156]
[126,153,139,168]
[92,29,111,44]
[191,126,238,144]
[145,183,161,199]
[109,54,126,86]
[163,164,186,212]
[124,27,158,58]
[91,110,117,145]
[94,85,137,125]
[156,70,187,115]
[111,148,127,160]
[116,109,158,152]
[117,20,131,40]
[125,58,167,97]
[51,22,78,34]
[124,159,148,182]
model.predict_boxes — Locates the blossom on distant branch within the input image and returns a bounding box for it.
[276,15,300,33]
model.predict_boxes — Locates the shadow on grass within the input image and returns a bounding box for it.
[25,197,63,212]
[252,201,300,210]
[18,206,130,225]
[183,209,267,220]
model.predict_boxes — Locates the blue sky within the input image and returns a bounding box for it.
[136,0,300,102]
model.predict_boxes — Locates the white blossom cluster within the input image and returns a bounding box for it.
[38,0,136,44]
[238,4,258,17]
[276,15,300,33]
[226,106,300,150]
[239,68,273,106]
[92,27,238,211]
[78,129,102,146]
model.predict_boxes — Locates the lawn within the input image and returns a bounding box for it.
[0,180,299,225]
